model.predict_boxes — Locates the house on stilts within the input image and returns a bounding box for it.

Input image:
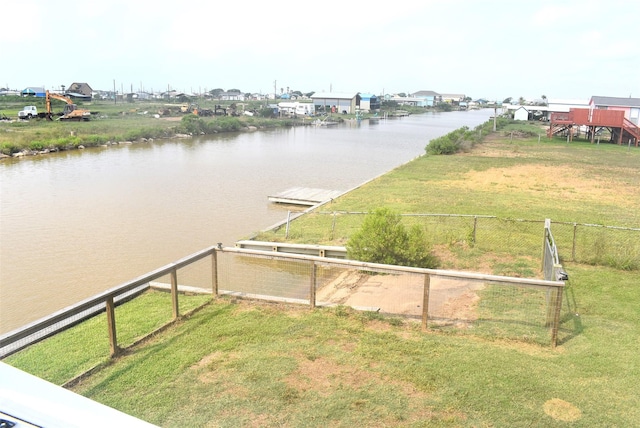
[548,96,640,146]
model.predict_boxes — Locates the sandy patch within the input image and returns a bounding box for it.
[316,270,483,322]
[449,164,637,207]
[543,398,582,422]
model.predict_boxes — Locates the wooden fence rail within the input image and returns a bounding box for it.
[0,245,218,358]
[2,233,567,359]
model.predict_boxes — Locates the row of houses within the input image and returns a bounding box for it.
[507,96,640,126]
[386,91,467,108]
[4,84,466,112]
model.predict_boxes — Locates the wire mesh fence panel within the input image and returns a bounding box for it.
[475,218,544,257]
[329,212,368,243]
[217,251,314,302]
[278,212,638,271]
[314,261,426,317]
[428,276,558,345]
[403,215,476,247]
[565,224,639,270]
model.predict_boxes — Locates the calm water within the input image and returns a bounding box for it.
[0,110,492,333]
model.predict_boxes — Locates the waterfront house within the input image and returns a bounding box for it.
[311,92,358,114]
[440,93,466,105]
[409,90,441,107]
[590,96,640,125]
[357,93,380,111]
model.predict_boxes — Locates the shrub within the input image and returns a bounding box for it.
[179,114,202,134]
[1,142,19,155]
[258,107,276,118]
[82,134,110,145]
[426,126,472,155]
[346,207,439,268]
[216,117,242,132]
[29,140,46,151]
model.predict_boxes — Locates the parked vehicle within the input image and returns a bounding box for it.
[18,106,38,119]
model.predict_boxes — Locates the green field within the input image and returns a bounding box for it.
[4,123,640,427]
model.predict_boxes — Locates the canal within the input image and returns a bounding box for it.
[0,110,493,333]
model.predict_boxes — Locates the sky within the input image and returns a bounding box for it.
[3,0,639,102]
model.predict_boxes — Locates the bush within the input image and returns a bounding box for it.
[216,117,242,132]
[426,118,517,155]
[346,207,439,268]
[258,107,276,118]
[435,102,453,112]
[179,114,203,134]
[426,126,473,155]
[1,142,19,155]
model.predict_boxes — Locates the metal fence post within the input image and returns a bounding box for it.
[106,296,120,357]
[212,249,219,297]
[551,286,564,347]
[331,211,337,241]
[171,268,179,319]
[472,216,478,245]
[542,220,550,272]
[422,273,431,330]
[310,261,317,309]
[285,211,291,239]
[572,223,577,262]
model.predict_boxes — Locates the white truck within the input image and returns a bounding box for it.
[18,105,38,119]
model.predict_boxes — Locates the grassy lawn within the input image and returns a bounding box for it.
[4,126,640,426]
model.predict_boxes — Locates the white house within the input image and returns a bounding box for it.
[220,91,245,101]
[440,93,466,104]
[409,90,440,107]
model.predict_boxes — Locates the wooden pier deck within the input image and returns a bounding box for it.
[268,187,343,206]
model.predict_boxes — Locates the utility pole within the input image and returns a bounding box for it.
[113,79,116,104]
[273,80,277,100]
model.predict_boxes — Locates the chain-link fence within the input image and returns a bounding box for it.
[2,234,571,374]
[218,248,566,346]
[268,212,639,270]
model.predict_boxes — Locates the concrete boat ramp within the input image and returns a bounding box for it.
[268,187,343,206]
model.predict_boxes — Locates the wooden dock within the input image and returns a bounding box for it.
[268,187,343,206]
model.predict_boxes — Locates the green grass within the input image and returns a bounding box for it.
[255,133,640,272]
[4,128,640,426]
[4,291,210,385]
[42,271,637,427]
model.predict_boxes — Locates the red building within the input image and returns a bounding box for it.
[548,96,640,146]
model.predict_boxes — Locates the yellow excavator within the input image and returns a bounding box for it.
[45,90,91,121]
